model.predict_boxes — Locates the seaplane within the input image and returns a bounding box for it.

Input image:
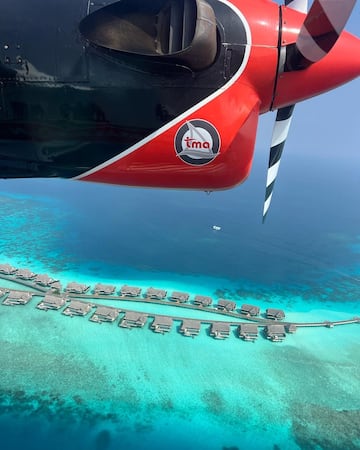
[0,0,359,219]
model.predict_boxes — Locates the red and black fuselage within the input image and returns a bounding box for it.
[0,0,359,189]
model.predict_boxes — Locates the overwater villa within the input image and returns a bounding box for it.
[62,300,93,316]
[120,311,148,328]
[216,299,236,312]
[146,287,167,300]
[210,322,230,339]
[93,283,116,295]
[65,282,90,294]
[119,285,142,297]
[34,274,57,287]
[37,294,67,311]
[265,324,286,341]
[16,268,36,280]
[170,291,189,303]
[286,323,297,333]
[193,295,213,307]
[266,308,285,320]
[240,304,260,316]
[0,263,17,275]
[2,290,33,306]
[180,319,201,337]
[50,281,63,292]
[90,306,120,323]
[150,316,173,333]
[238,323,258,341]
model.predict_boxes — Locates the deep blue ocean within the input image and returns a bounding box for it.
[0,114,359,450]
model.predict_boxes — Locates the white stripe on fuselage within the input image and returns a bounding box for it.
[73,0,253,180]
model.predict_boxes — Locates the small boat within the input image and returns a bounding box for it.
[212,225,221,231]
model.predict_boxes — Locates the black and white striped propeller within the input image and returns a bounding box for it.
[262,0,356,221]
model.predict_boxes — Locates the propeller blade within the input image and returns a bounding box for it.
[263,105,295,222]
[287,0,356,70]
[285,0,308,13]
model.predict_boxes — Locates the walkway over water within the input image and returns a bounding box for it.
[0,271,359,341]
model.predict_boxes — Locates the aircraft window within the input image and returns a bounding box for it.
[79,0,218,71]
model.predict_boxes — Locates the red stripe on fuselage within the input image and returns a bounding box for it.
[75,0,279,190]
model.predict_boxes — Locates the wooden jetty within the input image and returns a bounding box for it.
[265,324,286,342]
[62,300,93,316]
[1,264,360,344]
[210,322,230,339]
[94,283,115,295]
[90,306,120,323]
[240,304,260,317]
[180,319,201,337]
[266,308,285,320]
[193,295,212,307]
[170,291,189,303]
[238,323,258,341]
[151,316,173,333]
[37,294,67,311]
[217,299,236,312]
[120,311,148,328]
[2,290,33,306]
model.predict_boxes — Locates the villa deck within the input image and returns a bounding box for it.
[16,268,36,280]
[266,308,285,320]
[90,306,120,323]
[34,274,57,287]
[170,291,189,303]
[120,285,142,297]
[240,304,260,317]
[146,287,167,300]
[120,311,148,328]
[238,323,258,341]
[94,283,116,295]
[151,316,173,333]
[62,300,93,316]
[0,264,17,275]
[65,282,90,294]
[50,281,63,292]
[286,323,297,333]
[180,319,201,337]
[193,295,213,307]
[217,299,236,312]
[210,322,230,339]
[265,324,286,342]
[37,294,67,310]
[2,290,33,306]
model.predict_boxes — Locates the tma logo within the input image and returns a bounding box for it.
[174,120,220,166]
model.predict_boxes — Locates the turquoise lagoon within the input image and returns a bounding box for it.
[0,149,359,449]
